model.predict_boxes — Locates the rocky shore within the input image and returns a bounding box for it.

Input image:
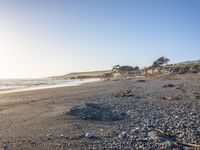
[0,74,199,150]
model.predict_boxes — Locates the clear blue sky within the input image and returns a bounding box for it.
[0,0,199,78]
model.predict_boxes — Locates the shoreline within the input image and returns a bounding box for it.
[0,78,101,95]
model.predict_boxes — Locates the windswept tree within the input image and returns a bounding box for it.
[152,56,170,67]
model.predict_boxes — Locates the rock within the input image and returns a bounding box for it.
[47,134,53,140]
[194,92,200,99]
[141,63,200,76]
[85,132,96,138]
[118,131,128,139]
[30,140,37,144]
[2,144,9,150]
[135,127,140,131]
[67,103,123,121]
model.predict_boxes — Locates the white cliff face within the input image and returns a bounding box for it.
[140,64,200,76]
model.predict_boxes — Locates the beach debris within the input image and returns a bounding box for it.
[148,129,200,148]
[160,96,180,100]
[115,89,134,97]
[67,103,123,121]
[112,78,120,81]
[148,129,176,141]
[30,140,37,144]
[194,92,200,99]
[85,132,96,139]
[148,129,176,148]
[136,79,146,82]
[162,84,175,88]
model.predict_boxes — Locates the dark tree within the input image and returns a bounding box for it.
[133,66,139,71]
[112,65,135,71]
[153,56,170,67]
[118,66,134,71]
[112,65,120,71]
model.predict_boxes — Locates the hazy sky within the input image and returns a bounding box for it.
[0,0,200,78]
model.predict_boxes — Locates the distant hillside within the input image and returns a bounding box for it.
[51,60,200,79]
[52,70,110,79]
[177,60,200,65]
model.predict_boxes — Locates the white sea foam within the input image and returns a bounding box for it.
[0,78,101,94]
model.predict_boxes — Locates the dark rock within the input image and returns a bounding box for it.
[163,84,175,88]
[47,134,53,140]
[2,144,9,150]
[67,103,123,121]
[137,80,146,82]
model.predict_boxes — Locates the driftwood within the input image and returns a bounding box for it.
[155,129,200,148]
[160,96,180,100]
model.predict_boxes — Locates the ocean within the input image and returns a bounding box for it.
[0,78,100,94]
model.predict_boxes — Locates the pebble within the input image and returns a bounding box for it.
[118,131,128,139]
[85,132,96,138]
[47,134,53,140]
[14,79,200,149]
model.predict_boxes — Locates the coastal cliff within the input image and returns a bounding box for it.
[140,63,200,76]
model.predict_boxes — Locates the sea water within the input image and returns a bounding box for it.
[0,78,100,94]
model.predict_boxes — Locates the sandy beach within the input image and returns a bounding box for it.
[0,75,200,150]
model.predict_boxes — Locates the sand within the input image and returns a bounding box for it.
[0,75,199,150]
[0,80,117,150]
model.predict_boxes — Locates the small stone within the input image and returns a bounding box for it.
[132,127,140,132]
[163,84,175,88]
[65,135,73,140]
[2,144,9,149]
[119,131,128,139]
[85,132,96,138]
[60,134,65,137]
[30,140,37,144]
[47,134,52,140]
